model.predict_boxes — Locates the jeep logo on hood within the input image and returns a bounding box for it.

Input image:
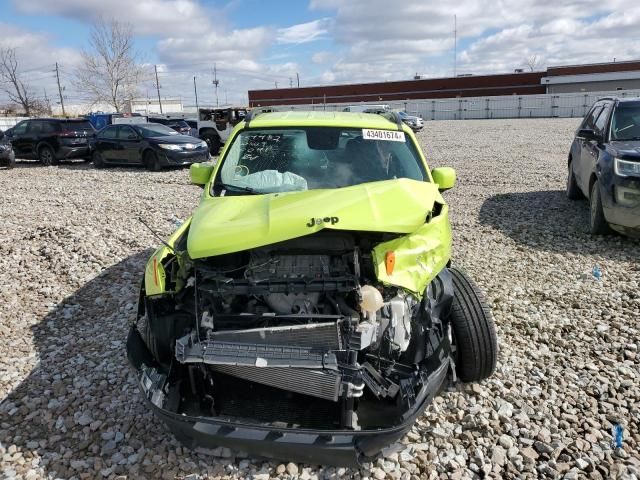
[307,216,339,227]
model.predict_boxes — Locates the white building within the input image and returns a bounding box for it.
[129,97,184,115]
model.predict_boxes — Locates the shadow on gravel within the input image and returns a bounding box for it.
[479,190,639,256]
[0,250,197,478]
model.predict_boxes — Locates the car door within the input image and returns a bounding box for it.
[94,126,120,162]
[7,121,30,157]
[118,125,143,164]
[586,101,613,184]
[575,103,603,191]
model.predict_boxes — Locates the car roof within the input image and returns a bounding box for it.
[25,118,88,122]
[597,96,640,104]
[245,111,404,130]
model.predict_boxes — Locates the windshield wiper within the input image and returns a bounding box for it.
[215,182,260,195]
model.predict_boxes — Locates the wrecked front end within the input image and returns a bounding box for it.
[127,183,457,466]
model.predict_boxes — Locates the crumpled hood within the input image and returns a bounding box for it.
[610,140,640,158]
[187,178,441,259]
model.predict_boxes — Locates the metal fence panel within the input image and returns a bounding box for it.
[275,89,640,120]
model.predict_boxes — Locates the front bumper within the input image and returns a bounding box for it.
[126,325,451,466]
[160,149,210,166]
[601,174,640,233]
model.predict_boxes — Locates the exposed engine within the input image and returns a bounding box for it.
[148,230,453,430]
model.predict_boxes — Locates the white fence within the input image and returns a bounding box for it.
[273,89,640,120]
[0,117,24,131]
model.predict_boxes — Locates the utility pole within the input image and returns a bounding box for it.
[453,14,457,77]
[275,80,278,89]
[193,76,199,111]
[55,62,66,117]
[296,72,300,88]
[289,77,293,88]
[154,64,163,114]
[212,63,219,107]
[43,88,51,115]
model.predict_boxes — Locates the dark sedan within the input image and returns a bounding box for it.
[91,123,210,171]
[567,97,640,236]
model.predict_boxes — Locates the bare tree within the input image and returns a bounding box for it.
[74,18,147,112]
[0,48,38,116]
[524,54,541,72]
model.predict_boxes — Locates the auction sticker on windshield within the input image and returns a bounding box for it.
[362,129,406,142]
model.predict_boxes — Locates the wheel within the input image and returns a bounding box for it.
[589,179,612,235]
[92,151,105,169]
[144,150,161,171]
[448,266,498,382]
[202,134,221,155]
[566,160,583,200]
[39,145,57,166]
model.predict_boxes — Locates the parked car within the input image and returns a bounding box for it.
[90,123,209,171]
[126,110,498,465]
[0,129,16,168]
[397,110,424,131]
[567,97,640,236]
[3,118,95,165]
[194,107,248,154]
[148,117,192,136]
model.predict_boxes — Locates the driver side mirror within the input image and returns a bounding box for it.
[190,163,214,187]
[577,128,601,142]
[431,167,456,191]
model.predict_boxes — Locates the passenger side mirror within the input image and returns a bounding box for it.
[577,128,601,142]
[431,167,456,191]
[190,163,214,186]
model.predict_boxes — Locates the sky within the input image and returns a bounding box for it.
[0,0,639,109]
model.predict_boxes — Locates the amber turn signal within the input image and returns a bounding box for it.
[385,251,395,275]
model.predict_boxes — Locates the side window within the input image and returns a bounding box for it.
[594,103,612,136]
[42,122,58,134]
[100,126,118,139]
[12,121,28,135]
[584,105,603,130]
[119,126,136,139]
[28,120,44,134]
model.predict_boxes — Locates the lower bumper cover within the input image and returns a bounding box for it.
[59,145,90,159]
[126,325,450,466]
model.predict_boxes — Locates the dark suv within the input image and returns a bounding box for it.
[567,97,640,236]
[147,117,192,136]
[5,118,95,165]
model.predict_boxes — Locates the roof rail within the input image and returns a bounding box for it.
[380,111,404,132]
[245,107,274,127]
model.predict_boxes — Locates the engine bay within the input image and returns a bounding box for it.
[140,230,454,430]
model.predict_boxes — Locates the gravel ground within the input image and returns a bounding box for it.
[1,118,639,480]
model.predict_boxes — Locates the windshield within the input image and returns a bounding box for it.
[135,124,180,137]
[213,127,427,195]
[168,120,189,128]
[611,102,640,141]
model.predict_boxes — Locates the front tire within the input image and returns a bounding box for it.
[589,179,612,235]
[39,145,57,166]
[449,266,498,382]
[566,160,583,200]
[92,151,105,169]
[144,150,161,171]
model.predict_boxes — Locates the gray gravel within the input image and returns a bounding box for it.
[1,118,639,480]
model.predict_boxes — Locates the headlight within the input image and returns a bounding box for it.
[158,144,182,151]
[614,157,640,177]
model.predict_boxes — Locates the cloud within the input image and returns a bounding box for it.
[12,0,214,36]
[308,0,639,85]
[277,18,331,44]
